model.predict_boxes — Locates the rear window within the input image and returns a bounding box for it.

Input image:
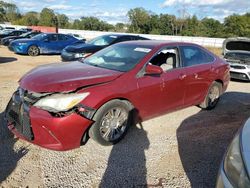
[226,41,250,51]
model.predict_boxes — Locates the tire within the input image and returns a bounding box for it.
[28,45,39,56]
[199,81,222,110]
[89,100,133,146]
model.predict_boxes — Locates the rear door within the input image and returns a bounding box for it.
[41,34,59,54]
[57,34,74,52]
[179,45,216,106]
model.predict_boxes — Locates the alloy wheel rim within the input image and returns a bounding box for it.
[208,85,219,106]
[100,107,128,141]
[29,46,38,56]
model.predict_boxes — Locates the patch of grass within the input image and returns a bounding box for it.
[205,47,222,57]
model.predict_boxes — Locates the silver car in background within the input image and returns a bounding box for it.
[223,38,250,81]
[216,118,250,188]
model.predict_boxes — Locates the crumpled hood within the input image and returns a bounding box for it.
[19,61,123,93]
[64,43,104,53]
[223,38,250,55]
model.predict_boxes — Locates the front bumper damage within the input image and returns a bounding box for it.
[5,88,94,151]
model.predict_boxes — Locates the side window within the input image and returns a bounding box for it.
[48,34,58,41]
[58,34,69,41]
[180,46,215,67]
[149,47,179,72]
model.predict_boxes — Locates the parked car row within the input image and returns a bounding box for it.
[61,34,149,61]
[8,33,82,56]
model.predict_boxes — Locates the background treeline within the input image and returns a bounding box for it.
[0,1,249,38]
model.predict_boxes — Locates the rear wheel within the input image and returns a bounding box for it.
[89,100,133,146]
[199,81,222,110]
[28,45,39,56]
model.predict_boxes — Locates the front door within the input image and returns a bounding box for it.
[136,47,186,120]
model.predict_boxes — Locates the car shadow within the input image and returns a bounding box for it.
[177,92,250,188]
[100,119,150,187]
[0,57,17,63]
[0,112,28,183]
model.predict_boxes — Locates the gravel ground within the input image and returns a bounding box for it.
[0,46,250,188]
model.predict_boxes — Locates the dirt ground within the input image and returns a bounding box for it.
[0,46,250,188]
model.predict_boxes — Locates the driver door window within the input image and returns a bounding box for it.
[48,34,58,42]
[149,48,179,72]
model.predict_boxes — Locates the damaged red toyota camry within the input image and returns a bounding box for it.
[5,40,230,151]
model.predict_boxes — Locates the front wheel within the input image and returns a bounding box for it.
[199,81,222,110]
[28,45,39,56]
[89,100,133,146]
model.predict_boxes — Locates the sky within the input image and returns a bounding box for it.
[3,0,250,24]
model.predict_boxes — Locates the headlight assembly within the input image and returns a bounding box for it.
[34,92,89,112]
[74,53,92,58]
[74,53,84,58]
[224,133,250,187]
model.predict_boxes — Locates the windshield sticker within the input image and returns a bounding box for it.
[134,47,151,53]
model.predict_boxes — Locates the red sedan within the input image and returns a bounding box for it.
[5,41,230,151]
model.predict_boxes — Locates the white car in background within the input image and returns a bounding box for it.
[68,33,86,42]
[223,37,250,81]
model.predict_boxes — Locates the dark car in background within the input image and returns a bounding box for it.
[61,34,149,61]
[5,40,229,151]
[223,37,250,81]
[0,29,26,39]
[1,31,41,46]
[216,118,250,188]
[9,33,82,56]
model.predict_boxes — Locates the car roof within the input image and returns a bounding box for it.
[118,40,198,48]
[102,34,145,38]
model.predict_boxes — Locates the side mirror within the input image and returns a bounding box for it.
[144,64,163,75]
[44,38,49,42]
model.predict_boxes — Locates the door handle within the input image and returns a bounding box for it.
[179,74,187,80]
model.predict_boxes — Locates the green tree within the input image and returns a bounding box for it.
[127,7,151,33]
[14,11,39,26]
[114,23,127,32]
[158,14,174,35]
[80,17,113,31]
[0,1,6,22]
[57,14,69,29]
[39,8,57,27]
[181,15,201,36]
[224,13,250,37]
[200,18,224,37]
[0,1,20,22]
[72,19,83,30]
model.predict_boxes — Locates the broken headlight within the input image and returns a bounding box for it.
[34,92,89,112]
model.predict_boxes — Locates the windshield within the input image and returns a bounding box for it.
[20,32,31,37]
[0,30,12,34]
[87,35,117,46]
[225,52,250,61]
[32,33,46,40]
[83,43,152,72]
